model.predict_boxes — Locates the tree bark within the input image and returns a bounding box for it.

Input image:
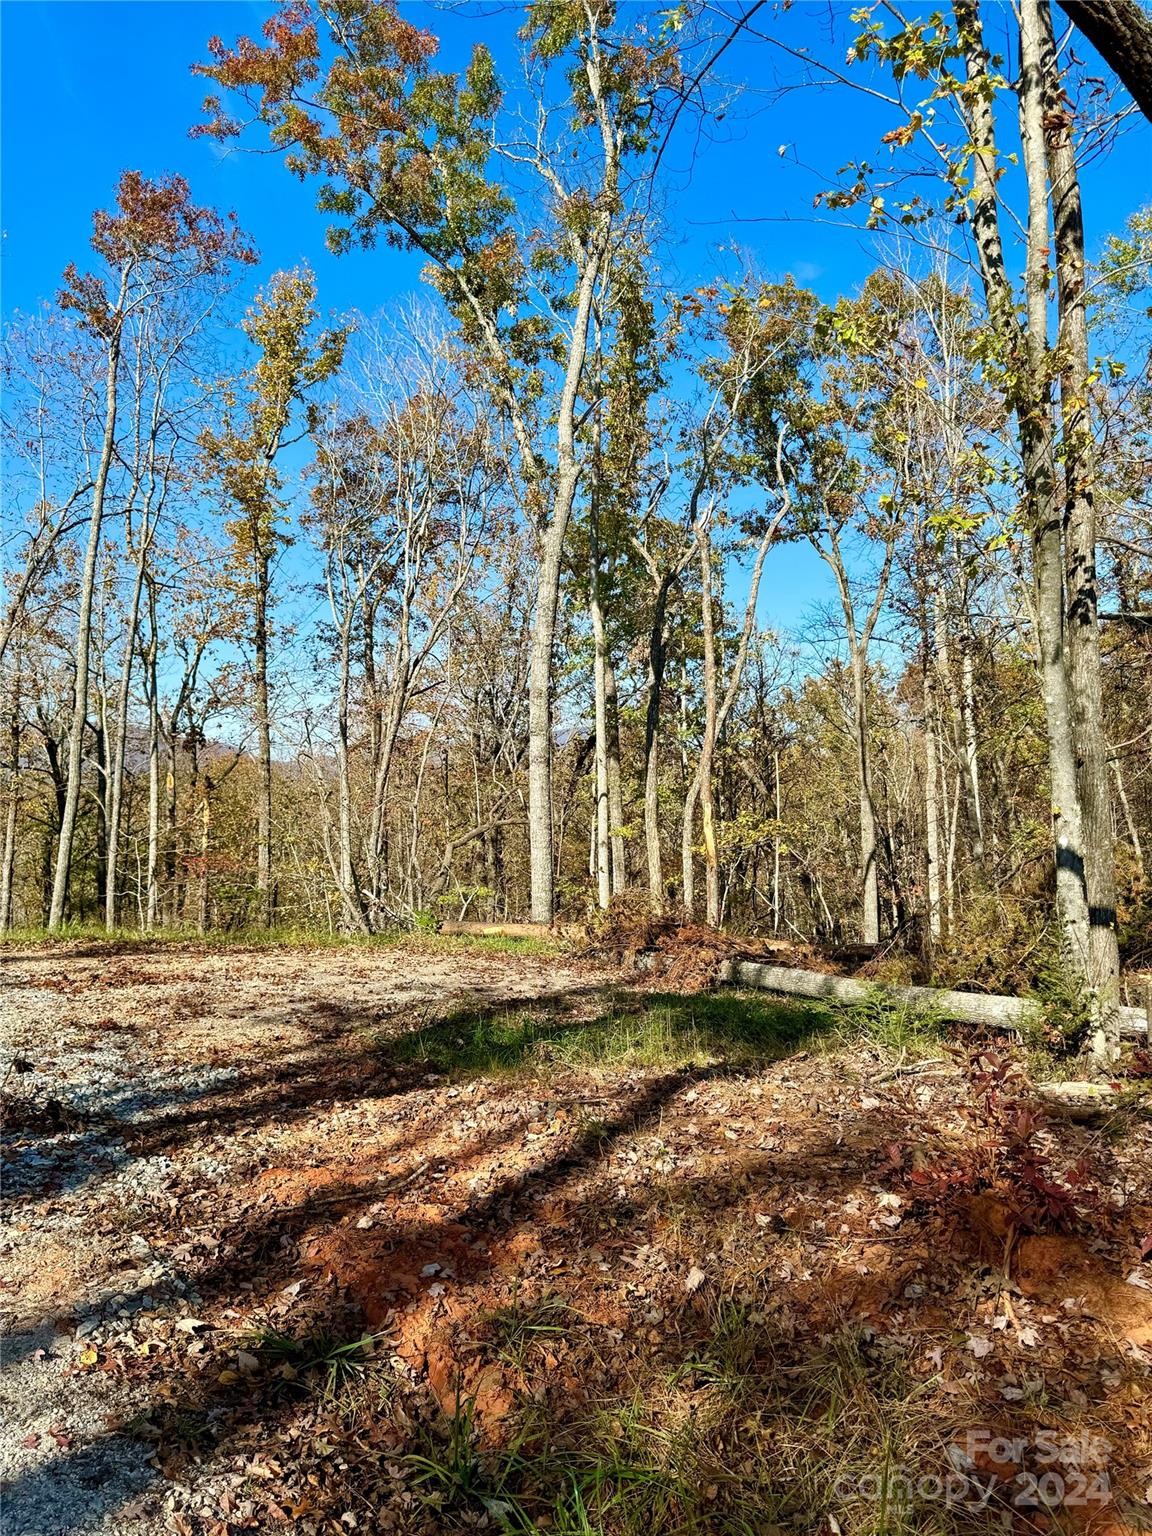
[144,580,161,930]
[523,36,618,923]
[850,649,881,945]
[958,630,985,865]
[105,541,151,929]
[923,645,943,943]
[197,777,212,935]
[588,511,612,909]
[0,684,20,933]
[1057,0,1152,123]
[697,521,722,926]
[681,773,700,919]
[955,0,1095,990]
[253,544,274,927]
[1040,0,1123,1066]
[1017,0,1097,988]
[642,572,676,913]
[604,655,626,896]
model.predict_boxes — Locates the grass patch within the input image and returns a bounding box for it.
[386,991,833,1077]
[832,986,947,1058]
[386,985,953,1081]
[0,921,561,959]
[401,1326,952,1534]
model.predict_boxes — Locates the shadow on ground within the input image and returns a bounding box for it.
[4,978,1141,1535]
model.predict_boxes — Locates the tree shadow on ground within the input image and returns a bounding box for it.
[5,982,1135,1535]
[1,989,851,1521]
[1,982,624,1207]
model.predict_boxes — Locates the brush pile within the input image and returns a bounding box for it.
[575,898,796,991]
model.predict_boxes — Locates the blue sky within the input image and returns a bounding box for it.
[2,1,1149,645]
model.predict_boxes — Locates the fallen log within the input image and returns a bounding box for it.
[721,961,1149,1040]
[1034,1081,1122,1120]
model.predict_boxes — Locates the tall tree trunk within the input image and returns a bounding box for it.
[253,545,273,927]
[145,583,161,930]
[685,498,785,924]
[934,590,984,871]
[642,573,675,914]
[956,0,1094,989]
[772,750,782,935]
[527,484,579,923]
[851,651,881,945]
[198,777,212,935]
[42,732,67,923]
[48,275,126,931]
[958,630,985,865]
[1040,0,1123,1067]
[525,197,607,922]
[164,726,179,925]
[367,663,408,910]
[1017,0,1096,987]
[105,545,150,929]
[0,688,19,933]
[697,523,721,926]
[335,616,369,934]
[604,655,626,894]
[821,529,890,946]
[923,646,943,944]
[588,514,612,910]
[679,769,700,917]
[92,715,108,919]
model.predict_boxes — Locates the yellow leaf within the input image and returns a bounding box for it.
[79,1346,99,1366]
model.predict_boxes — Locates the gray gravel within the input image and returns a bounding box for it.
[2,939,603,1533]
[0,963,231,1535]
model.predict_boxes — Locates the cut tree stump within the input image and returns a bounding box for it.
[721,961,1149,1040]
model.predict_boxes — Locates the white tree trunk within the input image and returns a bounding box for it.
[48,279,126,930]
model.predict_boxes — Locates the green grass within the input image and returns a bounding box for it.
[246,1326,383,1400]
[385,990,834,1077]
[0,920,561,958]
[832,986,947,1059]
[398,1323,959,1535]
[381,983,953,1082]
[483,1290,573,1371]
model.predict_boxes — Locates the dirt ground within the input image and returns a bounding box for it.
[2,940,1151,1536]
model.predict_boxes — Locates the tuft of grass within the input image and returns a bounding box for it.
[247,1326,383,1400]
[675,1297,765,1403]
[405,1388,539,1528]
[484,1290,572,1371]
[389,1321,976,1534]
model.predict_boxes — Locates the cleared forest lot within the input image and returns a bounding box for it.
[2,938,1151,1535]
